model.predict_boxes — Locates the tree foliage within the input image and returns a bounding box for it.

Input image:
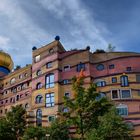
[63,72,112,139]
[48,118,69,140]
[107,43,116,52]
[23,126,47,140]
[86,108,133,140]
[0,105,26,140]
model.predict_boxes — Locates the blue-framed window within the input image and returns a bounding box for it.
[120,75,129,86]
[77,62,85,72]
[46,62,52,68]
[46,93,54,107]
[121,90,131,99]
[46,74,55,88]
[112,77,117,83]
[96,64,104,71]
[36,109,42,126]
[36,95,43,104]
[96,92,106,100]
[96,81,106,87]
[109,64,115,69]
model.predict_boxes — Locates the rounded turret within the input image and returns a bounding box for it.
[0,51,14,78]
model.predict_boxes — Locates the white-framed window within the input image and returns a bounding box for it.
[46,73,55,88]
[48,115,55,122]
[35,55,40,63]
[64,65,70,72]
[120,89,131,99]
[116,104,128,116]
[46,93,55,107]
[111,89,120,100]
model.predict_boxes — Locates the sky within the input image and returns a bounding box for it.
[0,0,140,67]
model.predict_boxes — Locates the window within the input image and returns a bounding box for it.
[36,95,43,104]
[63,79,70,85]
[46,74,55,88]
[120,75,129,86]
[96,64,104,71]
[46,93,54,107]
[35,55,40,63]
[109,64,115,69]
[136,74,140,82]
[112,77,117,83]
[48,116,55,122]
[64,65,70,71]
[36,70,42,76]
[116,104,128,116]
[36,109,42,126]
[49,48,54,54]
[121,90,131,99]
[21,84,26,90]
[10,78,16,84]
[77,62,85,72]
[24,73,28,77]
[19,74,23,79]
[63,107,69,113]
[16,95,19,101]
[0,110,2,114]
[64,92,70,98]
[17,85,21,91]
[25,103,29,109]
[36,82,42,89]
[96,81,106,87]
[111,90,119,100]
[12,87,17,93]
[126,122,134,130]
[46,62,52,68]
[96,93,106,100]
[138,90,140,96]
[126,67,132,72]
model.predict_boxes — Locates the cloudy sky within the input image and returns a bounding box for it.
[0,0,140,67]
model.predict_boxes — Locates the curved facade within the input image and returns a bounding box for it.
[0,39,140,139]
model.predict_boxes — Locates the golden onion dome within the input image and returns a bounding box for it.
[0,51,14,72]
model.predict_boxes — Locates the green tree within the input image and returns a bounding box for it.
[86,108,133,140]
[0,118,16,140]
[107,43,116,52]
[63,72,112,139]
[48,118,69,140]
[94,49,106,53]
[23,126,47,140]
[6,105,26,140]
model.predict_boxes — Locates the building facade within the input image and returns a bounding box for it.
[0,37,140,139]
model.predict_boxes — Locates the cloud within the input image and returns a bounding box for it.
[0,0,112,67]
[39,0,110,50]
[0,36,10,50]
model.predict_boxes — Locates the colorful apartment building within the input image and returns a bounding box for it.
[0,37,140,139]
